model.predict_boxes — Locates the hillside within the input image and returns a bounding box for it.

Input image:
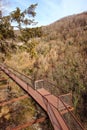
[1,11,87,129]
[41,12,87,128]
[43,12,87,43]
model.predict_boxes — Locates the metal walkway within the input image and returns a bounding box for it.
[0,64,85,130]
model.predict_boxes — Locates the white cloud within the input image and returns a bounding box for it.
[38,0,87,25]
[61,0,87,15]
[2,0,87,26]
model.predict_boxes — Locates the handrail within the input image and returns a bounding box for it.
[2,64,64,95]
[58,96,84,130]
[0,64,68,130]
[3,63,33,81]
[1,64,65,97]
[1,64,34,89]
[36,87,70,130]
[44,78,65,93]
[0,64,85,130]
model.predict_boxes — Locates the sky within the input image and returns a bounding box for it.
[1,0,87,27]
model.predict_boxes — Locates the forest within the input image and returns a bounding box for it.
[0,3,87,129]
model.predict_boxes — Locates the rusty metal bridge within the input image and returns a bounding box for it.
[0,64,85,130]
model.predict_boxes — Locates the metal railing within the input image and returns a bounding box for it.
[34,78,84,130]
[1,63,34,89]
[0,63,85,130]
[58,97,84,130]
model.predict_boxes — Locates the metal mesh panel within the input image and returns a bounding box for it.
[63,112,83,130]
[35,79,44,89]
[59,93,73,107]
[6,66,34,89]
[0,64,84,130]
[58,98,84,130]
[35,79,60,96]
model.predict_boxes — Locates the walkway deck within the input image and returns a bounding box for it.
[0,64,84,130]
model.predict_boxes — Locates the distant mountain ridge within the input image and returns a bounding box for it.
[45,11,87,28]
[42,11,87,43]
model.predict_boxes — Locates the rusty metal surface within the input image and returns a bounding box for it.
[0,78,7,82]
[0,64,68,130]
[0,94,28,106]
[7,117,45,130]
[0,64,85,130]
[37,88,72,111]
[58,97,85,130]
